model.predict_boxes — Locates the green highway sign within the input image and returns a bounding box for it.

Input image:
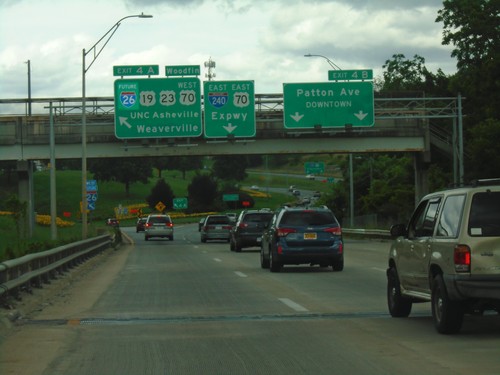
[283,81,374,129]
[328,69,373,81]
[165,65,201,77]
[113,65,159,76]
[305,162,325,174]
[223,194,239,202]
[173,198,188,210]
[203,80,255,138]
[114,77,202,139]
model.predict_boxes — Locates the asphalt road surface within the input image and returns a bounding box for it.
[1,224,499,375]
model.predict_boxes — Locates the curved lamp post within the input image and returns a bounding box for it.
[82,13,153,239]
[304,53,341,70]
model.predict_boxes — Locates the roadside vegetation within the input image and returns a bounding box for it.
[0,156,336,261]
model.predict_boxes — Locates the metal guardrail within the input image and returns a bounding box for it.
[0,235,112,300]
[343,228,391,239]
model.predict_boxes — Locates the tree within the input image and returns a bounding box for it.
[466,118,500,179]
[146,178,174,212]
[187,173,220,212]
[212,155,248,181]
[381,54,452,95]
[5,194,27,254]
[436,0,500,119]
[150,156,203,179]
[88,157,153,197]
[436,0,500,179]
[437,0,499,70]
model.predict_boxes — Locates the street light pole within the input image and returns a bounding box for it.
[304,53,342,70]
[81,13,152,239]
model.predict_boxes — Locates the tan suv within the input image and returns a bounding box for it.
[387,179,500,334]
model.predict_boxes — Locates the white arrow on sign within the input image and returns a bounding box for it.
[223,123,237,133]
[290,112,304,122]
[354,111,368,120]
[119,117,132,129]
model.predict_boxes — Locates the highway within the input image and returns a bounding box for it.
[1,223,499,375]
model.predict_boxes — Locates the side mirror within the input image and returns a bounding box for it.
[390,224,407,238]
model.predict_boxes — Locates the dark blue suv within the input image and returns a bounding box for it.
[260,206,344,272]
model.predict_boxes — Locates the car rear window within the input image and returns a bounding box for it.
[207,216,230,225]
[281,211,337,226]
[244,213,273,223]
[469,191,500,236]
[148,216,171,224]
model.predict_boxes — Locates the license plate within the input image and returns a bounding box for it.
[304,233,317,240]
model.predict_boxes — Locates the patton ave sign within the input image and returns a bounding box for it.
[283,81,374,129]
[114,77,202,139]
[203,80,255,138]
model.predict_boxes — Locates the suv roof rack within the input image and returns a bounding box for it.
[470,178,500,187]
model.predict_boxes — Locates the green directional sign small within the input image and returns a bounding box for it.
[305,162,325,174]
[283,81,374,129]
[165,65,201,77]
[114,77,202,139]
[113,65,159,76]
[223,194,239,202]
[328,69,373,81]
[173,198,188,210]
[203,80,255,138]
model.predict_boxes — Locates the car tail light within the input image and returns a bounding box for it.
[238,222,249,228]
[454,245,471,272]
[276,227,296,237]
[324,226,342,235]
[277,244,283,254]
[222,225,232,230]
[166,222,173,227]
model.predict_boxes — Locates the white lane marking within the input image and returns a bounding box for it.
[214,258,222,262]
[278,298,309,312]
[235,271,247,278]
[372,267,386,273]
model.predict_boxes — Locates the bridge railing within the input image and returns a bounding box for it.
[0,235,112,302]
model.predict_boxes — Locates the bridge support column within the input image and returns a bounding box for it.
[414,152,430,204]
[17,160,35,238]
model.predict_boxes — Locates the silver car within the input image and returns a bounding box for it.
[144,214,174,241]
[200,215,232,243]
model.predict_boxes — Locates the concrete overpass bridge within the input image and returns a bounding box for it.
[1,94,463,233]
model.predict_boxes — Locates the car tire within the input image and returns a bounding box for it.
[230,239,235,252]
[269,249,281,273]
[169,235,174,241]
[431,274,464,334]
[145,236,149,241]
[235,241,242,253]
[387,267,412,317]
[201,238,206,243]
[260,247,269,269]
[332,257,344,272]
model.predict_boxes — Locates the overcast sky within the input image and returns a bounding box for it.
[0,0,456,101]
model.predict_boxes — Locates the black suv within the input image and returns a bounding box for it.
[260,206,344,272]
[230,209,274,252]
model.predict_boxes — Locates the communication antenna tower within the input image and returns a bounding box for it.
[204,57,216,81]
